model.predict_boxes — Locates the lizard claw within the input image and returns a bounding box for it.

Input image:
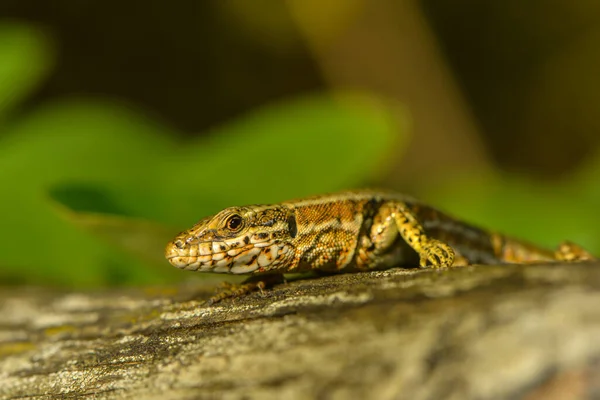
[206,281,258,305]
[205,274,284,305]
[420,240,455,268]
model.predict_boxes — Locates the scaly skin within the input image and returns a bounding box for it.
[165,190,595,303]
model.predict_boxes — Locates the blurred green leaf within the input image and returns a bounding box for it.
[0,22,52,121]
[0,92,406,286]
[49,184,131,216]
[50,192,178,271]
[0,100,180,286]
[158,92,405,224]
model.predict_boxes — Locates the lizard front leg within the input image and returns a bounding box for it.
[356,201,456,269]
[206,274,285,305]
[392,202,456,267]
[393,202,454,268]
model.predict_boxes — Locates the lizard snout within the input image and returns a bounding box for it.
[165,240,200,270]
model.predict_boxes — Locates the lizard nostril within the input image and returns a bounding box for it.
[174,240,185,249]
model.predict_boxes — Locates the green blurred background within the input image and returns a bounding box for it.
[0,1,599,287]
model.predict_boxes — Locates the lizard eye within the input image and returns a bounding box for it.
[225,214,243,231]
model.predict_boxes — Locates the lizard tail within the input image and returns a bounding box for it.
[490,233,556,263]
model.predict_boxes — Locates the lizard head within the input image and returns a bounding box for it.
[165,205,297,274]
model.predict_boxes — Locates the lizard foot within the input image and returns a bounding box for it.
[451,253,470,267]
[419,239,456,268]
[206,274,285,305]
[555,241,595,262]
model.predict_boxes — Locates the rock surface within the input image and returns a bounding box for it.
[1,262,600,399]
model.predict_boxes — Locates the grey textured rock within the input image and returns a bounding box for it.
[1,262,600,399]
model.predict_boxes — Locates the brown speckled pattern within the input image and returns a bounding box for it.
[165,190,596,277]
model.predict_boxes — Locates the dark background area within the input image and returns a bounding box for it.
[2,1,599,174]
[1,2,322,133]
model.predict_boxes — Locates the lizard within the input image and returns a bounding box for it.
[164,190,595,304]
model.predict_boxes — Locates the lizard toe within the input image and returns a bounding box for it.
[423,240,455,268]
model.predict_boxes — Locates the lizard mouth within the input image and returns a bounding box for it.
[166,249,262,274]
[165,244,257,262]
[165,239,289,274]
